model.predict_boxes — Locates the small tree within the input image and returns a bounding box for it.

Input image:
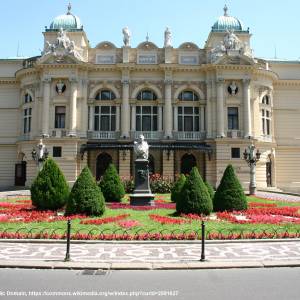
[66,166,105,216]
[205,181,215,201]
[213,164,247,212]
[176,167,213,215]
[171,174,186,203]
[31,158,69,210]
[99,164,125,202]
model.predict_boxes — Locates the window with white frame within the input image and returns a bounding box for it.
[136,106,158,131]
[262,109,271,135]
[94,106,116,131]
[227,107,239,130]
[178,107,200,132]
[95,90,116,100]
[23,108,32,133]
[178,90,199,101]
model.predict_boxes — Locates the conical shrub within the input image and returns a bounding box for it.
[205,181,215,202]
[176,167,213,215]
[31,158,69,210]
[66,166,105,216]
[99,164,125,202]
[171,174,186,203]
[213,164,247,212]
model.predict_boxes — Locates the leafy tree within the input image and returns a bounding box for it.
[176,167,213,215]
[66,166,105,216]
[171,174,186,203]
[31,158,69,210]
[99,164,125,202]
[213,164,247,212]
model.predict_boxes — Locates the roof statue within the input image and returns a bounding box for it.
[42,28,83,61]
[122,27,131,47]
[134,134,149,160]
[164,27,172,47]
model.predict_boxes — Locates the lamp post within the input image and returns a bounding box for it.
[243,143,261,195]
[31,139,49,171]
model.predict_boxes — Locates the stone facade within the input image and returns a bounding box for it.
[0,6,299,193]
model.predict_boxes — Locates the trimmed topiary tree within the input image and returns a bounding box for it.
[205,181,215,202]
[31,158,69,210]
[213,164,247,212]
[99,164,125,202]
[176,167,213,215]
[66,166,105,216]
[171,174,186,203]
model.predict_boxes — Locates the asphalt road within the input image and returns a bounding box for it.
[0,268,299,300]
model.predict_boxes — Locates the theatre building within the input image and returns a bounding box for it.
[0,5,300,193]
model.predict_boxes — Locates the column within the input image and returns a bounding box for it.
[81,79,88,137]
[116,106,120,132]
[121,79,130,138]
[206,80,212,138]
[243,79,252,138]
[131,105,136,131]
[88,106,94,131]
[157,105,162,132]
[69,80,78,136]
[173,106,178,132]
[216,79,225,138]
[200,107,205,132]
[42,78,51,137]
[164,80,173,138]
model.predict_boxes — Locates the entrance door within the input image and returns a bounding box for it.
[266,161,272,187]
[15,161,26,186]
[180,153,196,174]
[96,153,112,180]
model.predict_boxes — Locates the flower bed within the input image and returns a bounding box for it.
[149,214,190,225]
[80,214,130,225]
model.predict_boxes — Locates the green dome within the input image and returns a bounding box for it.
[49,4,82,31]
[212,5,248,33]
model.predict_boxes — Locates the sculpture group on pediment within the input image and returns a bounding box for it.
[42,28,83,61]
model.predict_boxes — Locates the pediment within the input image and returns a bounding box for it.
[38,54,80,65]
[214,54,255,66]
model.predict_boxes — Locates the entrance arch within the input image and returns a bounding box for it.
[96,152,112,180]
[180,153,196,174]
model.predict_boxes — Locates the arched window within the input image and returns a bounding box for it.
[261,95,272,137]
[137,90,157,100]
[262,95,270,105]
[24,93,32,103]
[96,153,112,180]
[178,90,199,101]
[148,154,155,175]
[180,153,196,174]
[95,90,116,100]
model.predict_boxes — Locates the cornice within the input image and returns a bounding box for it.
[254,69,278,81]
[0,77,18,84]
[274,80,300,87]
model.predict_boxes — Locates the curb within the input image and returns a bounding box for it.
[0,260,300,270]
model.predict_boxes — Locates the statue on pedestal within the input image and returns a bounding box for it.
[164,27,172,47]
[122,27,131,47]
[134,134,149,159]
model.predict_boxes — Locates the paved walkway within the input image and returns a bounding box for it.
[0,241,299,263]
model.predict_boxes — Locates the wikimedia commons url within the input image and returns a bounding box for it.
[0,290,179,297]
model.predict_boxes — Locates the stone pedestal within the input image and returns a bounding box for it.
[130,158,154,206]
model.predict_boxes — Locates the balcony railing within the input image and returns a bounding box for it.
[88,131,120,140]
[173,131,206,140]
[18,134,31,141]
[260,135,273,142]
[51,130,67,138]
[227,130,243,139]
[131,131,163,140]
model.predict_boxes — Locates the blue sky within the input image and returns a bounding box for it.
[1,0,299,60]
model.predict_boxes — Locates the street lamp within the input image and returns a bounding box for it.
[243,143,261,195]
[31,139,49,170]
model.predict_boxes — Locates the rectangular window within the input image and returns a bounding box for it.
[135,106,158,131]
[262,109,271,135]
[231,148,240,159]
[55,106,66,129]
[23,108,32,133]
[53,146,62,157]
[177,106,200,132]
[94,106,116,131]
[227,107,239,130]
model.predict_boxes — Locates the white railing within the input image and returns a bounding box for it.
[260,135,273,142]
[227,130,243,138]
[131,131,163,140]
[88,131,119,139]
[173,131,206,140]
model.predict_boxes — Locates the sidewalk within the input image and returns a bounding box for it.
[0,239,299,270]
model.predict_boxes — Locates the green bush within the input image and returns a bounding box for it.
[171,174,186,203]
[205,181,215,201]
[122,177,134,193]
[213,164,247,212]
[176,167,213,215]
[150,174,173,193]
[31,158,69,210]
[99,164,125,202]
[66,166,105,216]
